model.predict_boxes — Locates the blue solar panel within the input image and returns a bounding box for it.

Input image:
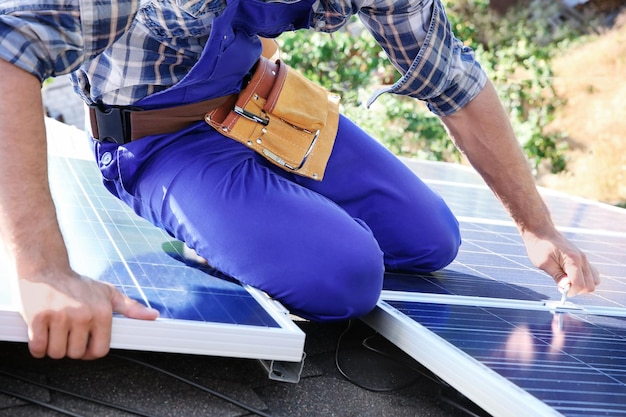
[383,300,626,417]
[365,159,626,417]
[382,220,626,310]
[405,158,626,234]
[0,120,304,361]
[49,156,280,328]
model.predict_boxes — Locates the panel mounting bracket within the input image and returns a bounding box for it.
[258,353,306,383]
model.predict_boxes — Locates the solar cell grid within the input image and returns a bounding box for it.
[404,157,626,234]
[0,120,304,361]
[54,156,282,328]
[381,301,626,417]
[373,159,626,417]
[385,217,626,309]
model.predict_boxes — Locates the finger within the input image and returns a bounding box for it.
[47,317,69,359]
[562,256,597,296]
[83,310,113,360]
[580,262,596,294]
[584,262,601,291]
[591,264,601,286]
[110,287,159,320]
[562,263,586,297]
[591,265,602,285]
[66,325,90,359]
[27,315,50,359]
[556,275,571,296]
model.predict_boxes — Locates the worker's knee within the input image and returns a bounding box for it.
[272,236,385,322]
[389,217,461,273]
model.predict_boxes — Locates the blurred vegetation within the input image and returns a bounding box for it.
[277,0,593,173]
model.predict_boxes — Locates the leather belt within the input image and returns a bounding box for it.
[89,37,282,145]
[89,94,236,145]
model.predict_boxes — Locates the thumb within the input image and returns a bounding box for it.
[556,274,572,296]
[110,287,159,320]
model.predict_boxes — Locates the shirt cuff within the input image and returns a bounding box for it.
[367,0,488,116]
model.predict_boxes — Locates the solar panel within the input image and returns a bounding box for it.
[364,158,626,417]
[0,119,304,363]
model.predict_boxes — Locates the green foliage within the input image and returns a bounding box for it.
[446,0,587,173]
[277,1,590,172]
[278,23,390,102]
[380,95,460,161]
[278,24,454,162]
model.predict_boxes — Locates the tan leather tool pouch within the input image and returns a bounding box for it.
[205,57,340,180]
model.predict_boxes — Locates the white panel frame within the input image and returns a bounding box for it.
[0,291,304,362]
[0,292,305,362]
[363,302,564,417]
[380,290,626,318]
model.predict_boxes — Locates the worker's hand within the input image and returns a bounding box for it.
[18,270,159,360]
[0,57,159,360]
[522,229,600,297]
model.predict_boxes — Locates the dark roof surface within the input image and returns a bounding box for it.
[0,320,474,417]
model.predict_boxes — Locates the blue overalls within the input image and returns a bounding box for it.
[94,0,461,321]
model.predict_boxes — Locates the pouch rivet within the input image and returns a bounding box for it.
[247,140,253,146]
[256,138,262,144]
[313,173,318,179]
[271,71,276,76]
[254,94,259,100]
[222,127,228,132]
[261,128,267,134]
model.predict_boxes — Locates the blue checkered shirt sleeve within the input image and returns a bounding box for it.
[1,0,485,113]
[312,0,487,116]
[0,1,136,82]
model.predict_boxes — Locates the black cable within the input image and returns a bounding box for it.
[334,320,439,392]
[439,390,491,417]
[335,321,490,417]
[360,337,491,416]
[360,334,448,386]
[334,321,406,391]
[359,336,490,416]
[111,353,275,417]
[0,369,159,417]
[0,386,86,417]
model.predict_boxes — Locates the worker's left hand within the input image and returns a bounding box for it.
[522,228,600,297]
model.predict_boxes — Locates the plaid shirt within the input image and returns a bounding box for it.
[0,0,486,115]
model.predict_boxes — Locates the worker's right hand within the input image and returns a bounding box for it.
[18,270,159,360]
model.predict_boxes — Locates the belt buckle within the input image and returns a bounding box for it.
[91,105,132,145]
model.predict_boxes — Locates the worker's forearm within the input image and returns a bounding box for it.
[440,81,554,237]
[0,59,70,278]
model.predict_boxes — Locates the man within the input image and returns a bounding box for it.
[0,0,599,360]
